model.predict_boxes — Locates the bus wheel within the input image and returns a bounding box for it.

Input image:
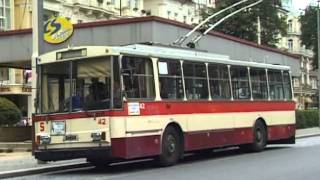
[241,120,267,152]
[157,126,182,166]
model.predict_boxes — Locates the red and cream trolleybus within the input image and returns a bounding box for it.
[33,43,295,166]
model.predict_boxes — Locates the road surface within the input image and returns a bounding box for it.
[8,136,320,180]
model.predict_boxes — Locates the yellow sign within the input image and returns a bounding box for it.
[44,16,74,44]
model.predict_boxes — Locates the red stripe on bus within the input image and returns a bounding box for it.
[110,124,295,159]
[33,101,295,121]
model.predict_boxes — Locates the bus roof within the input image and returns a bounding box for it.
[39,44,290,71]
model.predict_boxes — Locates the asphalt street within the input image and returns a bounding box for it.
[7,136,320,180]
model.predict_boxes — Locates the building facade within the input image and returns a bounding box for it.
[278,13,318,109]
[1,0,217,120]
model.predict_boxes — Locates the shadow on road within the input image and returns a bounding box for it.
[46,146,291,176]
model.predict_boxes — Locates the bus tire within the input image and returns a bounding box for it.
[241,120,267,152]
[157,126,182,166]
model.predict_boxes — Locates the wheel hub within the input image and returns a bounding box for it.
[167,135,176,154]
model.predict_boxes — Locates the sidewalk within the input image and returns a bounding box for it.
[296,127,320,139]
[0,127,319,178]
[0,141,31,153]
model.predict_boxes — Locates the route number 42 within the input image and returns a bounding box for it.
[97,118,106,125]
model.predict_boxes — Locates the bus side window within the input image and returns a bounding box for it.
[208,64,231,100]
[230,66,250,100]
[283,71,292,100]
[183,62,208,100]
[122,56,155,99]
[158,59,184,100]
[250,68,268,100]
[268,70,284,100]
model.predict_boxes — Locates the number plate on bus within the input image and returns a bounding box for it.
[51,121,66,135]
[64,134,78,141]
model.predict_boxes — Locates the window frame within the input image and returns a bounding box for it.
[207,63,232,101]
[267,69,285,101]
[121,55,156,101]
[157,58,185,101]
[230,65,251,100]
[38,56,122,115]
[249,67,269,101]
[182,61,209,101]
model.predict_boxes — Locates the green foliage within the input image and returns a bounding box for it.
[295,110,319,129]
[0,97,21,126]
[201,0,287,47]
[300,6,318,69]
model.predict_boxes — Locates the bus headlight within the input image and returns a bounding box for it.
[40,135,51,145]
[91,132,106,141]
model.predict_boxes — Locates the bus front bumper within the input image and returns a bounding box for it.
[34,147,112,161]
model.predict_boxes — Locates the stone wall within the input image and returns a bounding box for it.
[0,127,31,142]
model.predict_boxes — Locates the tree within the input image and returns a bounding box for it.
[201,0,287,47]
[300,6,318,69]
[0,97,21,126]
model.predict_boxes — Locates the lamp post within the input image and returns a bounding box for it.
[120,0,122,16]
[317,0,320,128]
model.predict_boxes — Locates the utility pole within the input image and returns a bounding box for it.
[257,16,261,45]
[120,0,122,16]
[317,0,320,128]
[31,0,44,115]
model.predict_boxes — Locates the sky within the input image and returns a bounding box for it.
[292,0,317,11]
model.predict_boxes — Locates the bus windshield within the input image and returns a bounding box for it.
[40,57,112,114]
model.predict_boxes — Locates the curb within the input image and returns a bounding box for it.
[0,162,92,179]
[0,143,32,153]
[296,133,320,139]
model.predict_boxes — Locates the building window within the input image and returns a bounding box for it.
[183,16,187,23]
[174,13,178,20]
[293,77,300,88]
[301,73,305,84]
[0,67,9,82]
[288,39,293,52]
[0,0,11,30]
[43,10,59,22]
[311,78,318,89]
[288,19,293,33]
[122,56,155,99]
[158,59,184,100]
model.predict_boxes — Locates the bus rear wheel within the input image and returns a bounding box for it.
[240,120,267,152]
[156,126,182,166]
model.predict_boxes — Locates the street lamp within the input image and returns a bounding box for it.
[317,0,320,128]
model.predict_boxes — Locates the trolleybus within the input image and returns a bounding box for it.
[33,43,295,166]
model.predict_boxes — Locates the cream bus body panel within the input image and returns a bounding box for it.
[109,111,295,139]
[35,117,111,149]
